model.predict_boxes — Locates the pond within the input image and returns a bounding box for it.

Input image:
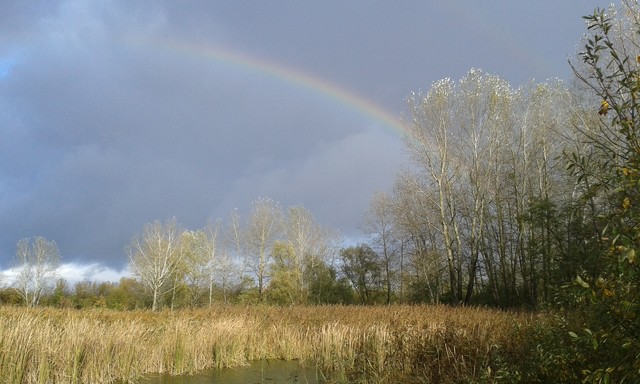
[138,360,326,384]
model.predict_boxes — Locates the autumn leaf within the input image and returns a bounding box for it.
[576,275,590,288]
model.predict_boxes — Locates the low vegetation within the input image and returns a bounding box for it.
[0,305,539,384]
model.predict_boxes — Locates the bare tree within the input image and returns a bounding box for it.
[280,205,338,303]
[200,219,238,306]
[218,209,251,303]
[406,76,465,303]
[244,197,283,301]
[392,173,447,303]
[213,249,237,304]
[13,236,61,307]
[402,69,573,306]
[364,192,399,304]
[127,218,183,311]
[456,71,512,304]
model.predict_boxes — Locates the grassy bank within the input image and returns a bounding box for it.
[0,305,539,383]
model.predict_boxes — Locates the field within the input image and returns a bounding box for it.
[0,305,539,383]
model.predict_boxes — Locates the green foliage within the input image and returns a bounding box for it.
[306,261,354,305]
[488,314,582,383]
[564,4,640,381]
[340,245,383,305]
[235,277,260,304]
[266,242,303,305]
[0,288,23,305]
[266,242,354,305]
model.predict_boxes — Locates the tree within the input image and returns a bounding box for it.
[244,197,283,301]
[201,220,225,306]
[391,173,446,303]
[402,69,576,307]
[127,218,183,311]
[74,280,99,308]
[211,249,237,305]
[562,3,640,380]
[12,236,61,307]
[282,205,337,304]
[221,209,247,303]
[267,241,300,305]
[340,245,382,304]
[106,277,147,310]
[406,77,463,303]
[49,278,73,308]
[364,192,399,304]
[405,70,516,304]
[176,230,207,307]
[306,259,354,304]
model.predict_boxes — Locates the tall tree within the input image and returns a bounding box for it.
[392,173,446,303]
[244,197,283,301]
[127,218,183,311]
[405,70,515,304]
[178,229,209,307]
[340,244,382,304]
[406,77,463,303]
[401,69,575,307]
[364,191,399,304]
[282,205,337,304]
[12,236,61,307]
[201,220,223,306]
[564,2,640,380]
[267,241,300,304]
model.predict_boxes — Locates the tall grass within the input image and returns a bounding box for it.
[0,305,538,383]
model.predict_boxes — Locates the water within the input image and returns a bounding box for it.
[138,360,325,384]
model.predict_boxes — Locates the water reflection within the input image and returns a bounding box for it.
[140,360,324,384]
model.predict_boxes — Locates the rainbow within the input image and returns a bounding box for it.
[156,37,410,140]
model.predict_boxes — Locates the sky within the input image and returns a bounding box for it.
[0,0,604,281]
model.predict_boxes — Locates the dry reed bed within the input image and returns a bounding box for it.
[0,305,538,383]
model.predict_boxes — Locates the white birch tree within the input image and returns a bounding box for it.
[403,69,571,305]
[244,197,283,301]
[127,217,183,311]
[12,236,61,307]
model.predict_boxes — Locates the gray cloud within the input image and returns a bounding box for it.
[0,0,603,269]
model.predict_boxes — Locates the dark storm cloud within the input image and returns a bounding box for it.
[0,1,603,272]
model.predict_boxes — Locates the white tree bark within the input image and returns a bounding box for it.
[13,236,61,307]
[127,218,183,311]
[244,197,283,300]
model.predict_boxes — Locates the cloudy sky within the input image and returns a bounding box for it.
[1,1,603,279]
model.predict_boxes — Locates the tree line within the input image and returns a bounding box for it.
[0,200,358,309]
[0,67,597,310]
[1,1,638,318]
[0,69,624,311]
[360,71,582,308]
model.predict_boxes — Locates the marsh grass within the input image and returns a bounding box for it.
[0,305,538,383]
